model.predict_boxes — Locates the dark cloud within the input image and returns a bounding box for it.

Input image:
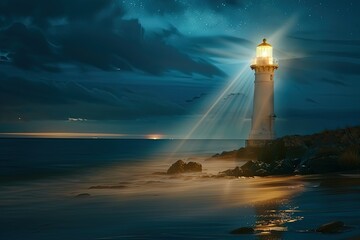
[184,35,253,59]
[59,19,223,75]
[0,74,187,121]
[0,0,119,27]
[0,75,68,106]
[282,58,360,76]
[320,78,348,87]
[289,36,360,46]
[305,98,318,104]
[140,0,245,15]
[311,51,360,60]
[191,35,252,47]
[282,108,360,119]
[0,22,59,71]
[0,20,223,76]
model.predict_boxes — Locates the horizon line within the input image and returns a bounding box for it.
[0,132,247,140]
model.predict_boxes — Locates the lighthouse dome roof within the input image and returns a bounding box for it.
[258,38,272,47]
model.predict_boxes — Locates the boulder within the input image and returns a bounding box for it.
[230,227,255,234]
[272,158,297,175]
[185,161,202,172]
[167,160,186,174]
[241,160,258,177]
[316,221,344,233]
[167,160,202,174]
[220,166,243,177]
[255,168,268,176]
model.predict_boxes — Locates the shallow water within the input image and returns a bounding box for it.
[1,139,360,239]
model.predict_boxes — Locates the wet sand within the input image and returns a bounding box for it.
[1,156,360,239]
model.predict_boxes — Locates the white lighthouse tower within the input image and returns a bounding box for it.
[247,38,278,147]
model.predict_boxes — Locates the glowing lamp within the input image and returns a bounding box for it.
[253,38,274,65]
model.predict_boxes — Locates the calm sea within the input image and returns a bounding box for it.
[0,138,244,183]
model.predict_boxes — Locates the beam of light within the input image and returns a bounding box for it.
[165,66,253,159]
[268,15,298,45]
[165,17,299,159]
[268,15,304,61]
[185,66,250,140]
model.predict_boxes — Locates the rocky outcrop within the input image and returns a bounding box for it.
[211,147,258,160]
[218,126,360,177]
[167,160,202,174]
[316,221,345,233]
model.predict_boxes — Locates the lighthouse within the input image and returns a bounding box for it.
[247,39,278,147]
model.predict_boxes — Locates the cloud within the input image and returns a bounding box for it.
[320,78,348,87]
[282,58,360,76]
[139,0,245,15]
[289,36,360,46]
[0,19,223,76]
[0,74,187,121]
[311,51,360,60]
[305,98,318,104]
[0,0,119,27]
[282,108,360,119]
[0,22,60,71]
[190,35,253,48]
[59,19,223,76]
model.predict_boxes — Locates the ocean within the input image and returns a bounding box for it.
[0,138,244,182]
[0,138,360,239]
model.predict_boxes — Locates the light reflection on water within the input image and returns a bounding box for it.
[1,157,360,239]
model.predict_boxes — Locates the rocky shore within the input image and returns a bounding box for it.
[215,126,360,177]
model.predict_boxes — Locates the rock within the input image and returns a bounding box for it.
[241,160,258,177]
[167,160,202,174]
[75,193,91,198]
[316,221,344,233]
[255,168,268,176]
[167,160,186,174]
[213,126,360,176]
[220,166,243,177]
[272,158,297,175]
[211,147,258,160]
[185,161,202,172]
[230,227,255,234]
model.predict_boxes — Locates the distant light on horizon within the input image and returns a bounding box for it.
[146,134,164,140]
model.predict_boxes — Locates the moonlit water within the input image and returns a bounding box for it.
[0,139,360,240]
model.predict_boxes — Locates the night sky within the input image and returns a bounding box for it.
[0,0,359,139]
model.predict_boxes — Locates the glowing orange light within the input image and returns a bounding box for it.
[147,134,163,140]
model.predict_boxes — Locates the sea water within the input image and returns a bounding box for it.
[0,138,244,182]
[0,138,360,240]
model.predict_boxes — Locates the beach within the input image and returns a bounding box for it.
[1,138,360,239]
